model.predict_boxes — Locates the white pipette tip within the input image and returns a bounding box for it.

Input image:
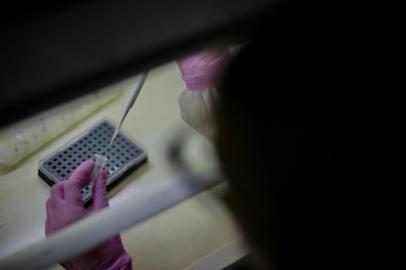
[108,127,120,147]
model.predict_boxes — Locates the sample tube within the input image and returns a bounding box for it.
[89,154,108,188]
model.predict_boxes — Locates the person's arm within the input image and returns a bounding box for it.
[45,160,132,270]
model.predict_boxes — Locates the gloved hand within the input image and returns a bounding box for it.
[45,160,132,270]
[177,49,232,139]
[177,49,232,91]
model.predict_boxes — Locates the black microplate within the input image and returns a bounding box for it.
[38,120,147,206]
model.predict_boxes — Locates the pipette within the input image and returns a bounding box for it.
[109,72,148,146]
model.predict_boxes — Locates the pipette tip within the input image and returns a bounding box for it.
[108,128,120,147]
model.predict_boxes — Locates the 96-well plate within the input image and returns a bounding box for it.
[39,119,147,205]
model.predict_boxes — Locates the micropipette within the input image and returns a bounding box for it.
[109,72,148,147]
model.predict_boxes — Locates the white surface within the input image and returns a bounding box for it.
[185,239,249,270]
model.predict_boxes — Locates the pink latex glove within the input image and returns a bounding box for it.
[45,160,132,270]
[177,48,232,90]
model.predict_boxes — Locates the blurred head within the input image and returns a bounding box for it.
[213,1,404,269]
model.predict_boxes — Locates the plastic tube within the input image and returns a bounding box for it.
[89,154,108,187]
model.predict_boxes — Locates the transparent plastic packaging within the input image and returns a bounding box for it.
[0,88,121,167]
[178,86,218,140]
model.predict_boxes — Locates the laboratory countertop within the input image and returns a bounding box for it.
[0,63,245,269]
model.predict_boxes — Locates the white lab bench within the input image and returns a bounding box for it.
[0,63,246,269]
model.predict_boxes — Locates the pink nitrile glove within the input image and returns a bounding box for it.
[177,48,233,91]
[45,160,132,270]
